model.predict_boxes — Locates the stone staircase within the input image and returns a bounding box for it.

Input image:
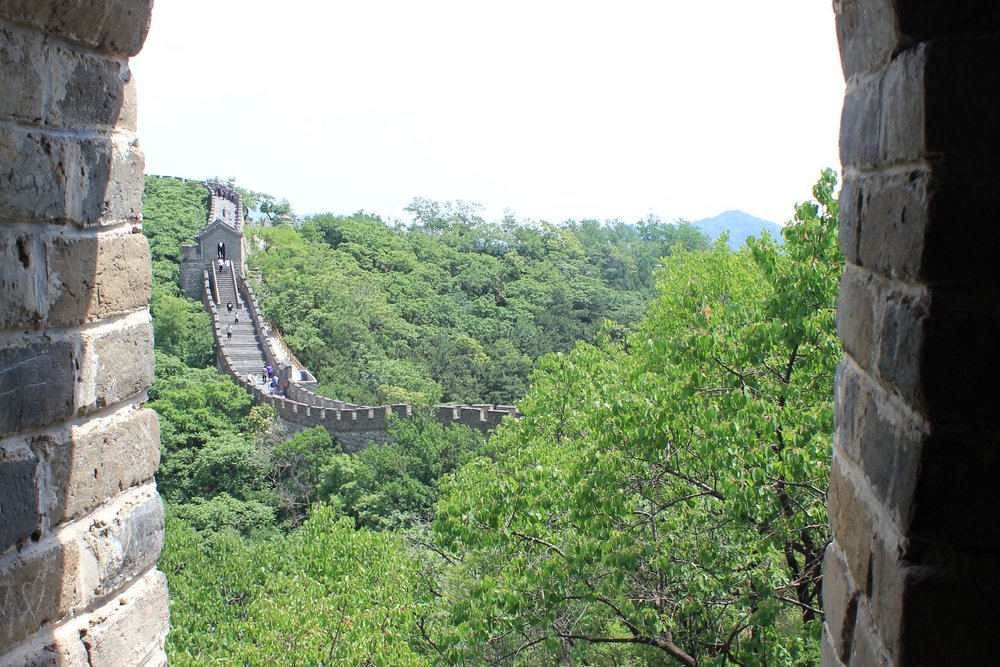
[201,250,519,449]
[212,264,269,385]
[213,263,239,307]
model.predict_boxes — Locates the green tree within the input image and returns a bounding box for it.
[429,170,841,666]
[162,507,434,665]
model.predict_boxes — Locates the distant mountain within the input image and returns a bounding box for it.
[691,210,783,249]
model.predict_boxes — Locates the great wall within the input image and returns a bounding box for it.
[2,4,996,665]
[166,177,520,451]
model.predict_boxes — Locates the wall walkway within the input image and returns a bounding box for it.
[200,191,518,451]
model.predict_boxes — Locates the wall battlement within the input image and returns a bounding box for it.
[201,231,520,448]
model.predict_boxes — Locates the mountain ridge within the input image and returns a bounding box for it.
[691,209,783,249]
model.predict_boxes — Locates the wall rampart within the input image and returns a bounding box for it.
[0,3,168,665]
[203,261,519,448]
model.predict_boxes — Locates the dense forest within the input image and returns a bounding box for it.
[249,200,709,405]
[143,170,840,665]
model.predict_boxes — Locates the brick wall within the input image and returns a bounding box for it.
[825,2,1000,665]
[0,2,167,666]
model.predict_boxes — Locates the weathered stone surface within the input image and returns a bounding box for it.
[0,129,143,227]
[838,73,882,169]
[873,286,928,411]
[0,623,88,667]
[32,407,160,525]
[0,339,76,439]
[822,626,848,667]
[0,445,37,553]
[0,1,153,57]
[79,569,168,667]
[77,320,154,414]
[847,604,891,667]
[46,43,132,131]
[838,171,929,278]
[840,47,928,170]
[0,230,151,330]
[836,268,877,373]
[0,539,80,653]
[77,485,163,603]
[833,0,899,78]
[827,454,879,598]
[49,232,151,326]
[0,27,45,125]
[823,544,859,665]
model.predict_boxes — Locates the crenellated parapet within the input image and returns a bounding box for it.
[200,225,521,448]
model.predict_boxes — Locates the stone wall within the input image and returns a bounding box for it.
[205,268,519,450]
[825,2,1000,665]
[0,2,167,666]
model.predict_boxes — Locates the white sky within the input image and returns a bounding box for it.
[131,0,845,225]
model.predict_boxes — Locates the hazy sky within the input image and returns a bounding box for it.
[131,1,845,225]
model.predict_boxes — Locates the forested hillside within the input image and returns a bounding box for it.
[250,201,709,405]
[144,172,840,665]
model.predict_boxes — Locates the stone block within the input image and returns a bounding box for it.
[821,625,848,667]
[46,42,134,131]
[32,407,160,526]
[836,268,876,373]
[839,170,930,280]
[873,286,928,412]
[0,230,151,330]
[840,47,929,170]
[77,485,163,603]
[0,1,153,57]
[848,604,892,667]
[48,232,151,326]
[0,623,88,667]
[0,339,76,439]
[838,73,881,169]
[0,444,38,553]
[878,46,927,165]
[833,0,899,78]
[78,569,168,666]
[77,320,154,414]
[0,27,45,125]
[827,454,878,597]
[822,544,859,665]
[0,538,80,653]
[0,129,143,227]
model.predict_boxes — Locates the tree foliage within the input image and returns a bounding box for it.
[147,170,842,666]
[249,203,709,405]
[428,170,841,665]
